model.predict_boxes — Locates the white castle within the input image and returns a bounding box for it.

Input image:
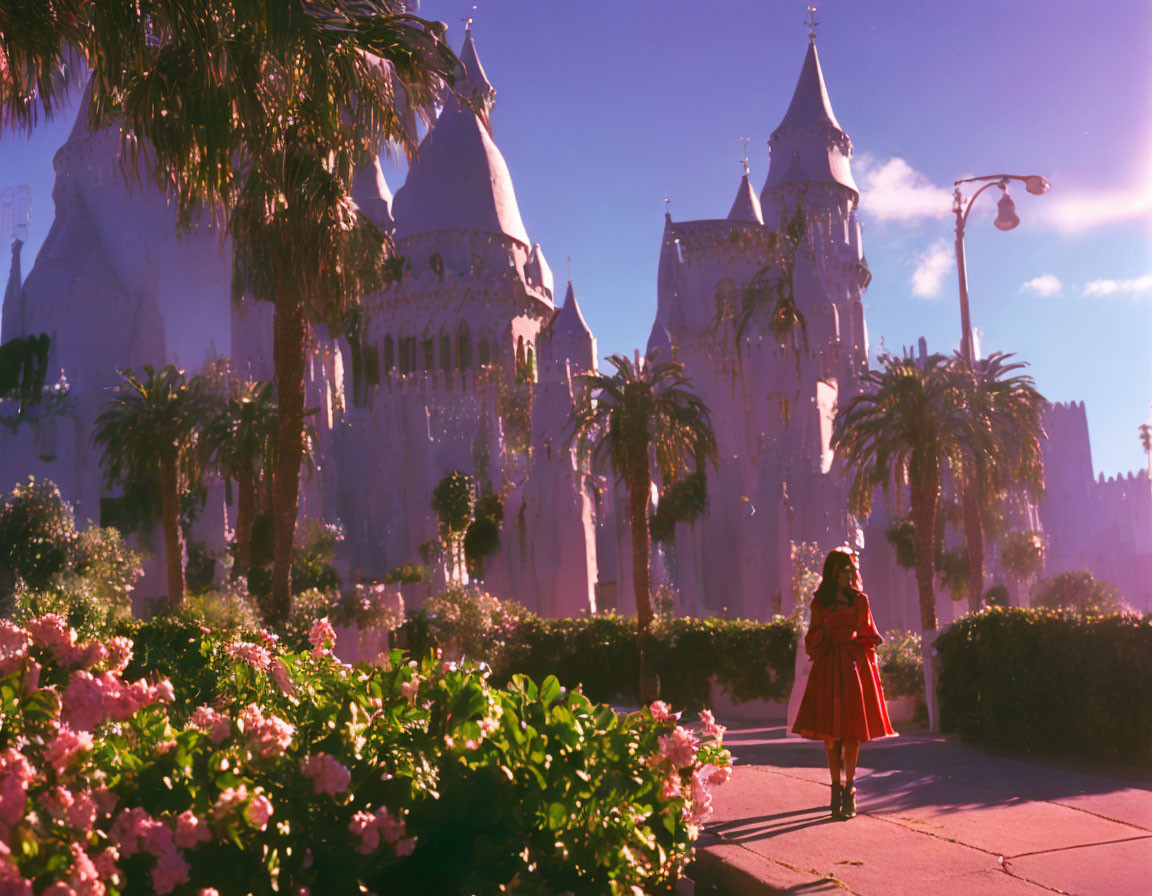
[2,29,1149,624]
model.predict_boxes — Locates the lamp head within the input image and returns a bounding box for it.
[1025,175,1050,196]
[994,192,1020,231]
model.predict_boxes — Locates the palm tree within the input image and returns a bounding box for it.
[950,353,1047,612]
[0,0,457,622]
[570,350,717,701]
[1139,421,1151,476]
[94,365,206,612]
[202,380,278,582]
[833,352,965,729]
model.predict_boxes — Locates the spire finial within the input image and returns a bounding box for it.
[805,4,819,42]
[567,255,572,281]
[664,197,671,216]
[740,137,750,176]
[462,3,477,30]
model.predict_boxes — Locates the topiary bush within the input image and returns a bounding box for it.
[936,607,1152,763]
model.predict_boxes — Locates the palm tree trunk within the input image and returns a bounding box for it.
[911,465,940,730]
[628,463,656,703]
[963,472,985,614]
[159,456,186,613]
[235,467,256,579]
[269,291,308,623]
[910,475,939,633]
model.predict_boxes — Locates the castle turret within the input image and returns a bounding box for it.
[351,156,395,233]
[761,39,858,227]
[544,280,596,375]
[456,25,496,119]
[727,172,764,225]
[525,243,554,300]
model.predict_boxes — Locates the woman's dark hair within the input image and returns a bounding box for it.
[813,548,864,609]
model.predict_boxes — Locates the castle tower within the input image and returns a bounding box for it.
[328,28,596,616]
[650,34,871,620]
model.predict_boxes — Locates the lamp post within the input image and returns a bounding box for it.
[953,173,1049,365]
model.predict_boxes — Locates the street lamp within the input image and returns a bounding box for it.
[953,173,1050,365]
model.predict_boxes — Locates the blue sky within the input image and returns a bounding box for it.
[1,0,1149,477]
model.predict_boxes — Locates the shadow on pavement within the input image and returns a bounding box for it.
[720,723,1152,817]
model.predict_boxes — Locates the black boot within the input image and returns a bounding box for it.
[841,785,857,820]
[830,782,843,819]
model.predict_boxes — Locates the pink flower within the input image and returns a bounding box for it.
[61,671,111,732]
[105,637,133,673]
[698,709,726,742]
[198,891,221,896]
[190,706,231,744]
[399,676,420,701]
[64,790,100,832]
[660,775,681,802]
[0,621,30,661]
[42,884,77,896]
[656,727,699,770]
[348,811,379,854]
[225,641,272,672]
[93,847,120,882]
[174,811,212,848]
[308,618,337,655]
[212,785,248,820]
[26,614,76,661]
[649,700,680,723]
[244,794,273,831]
[270,658,295,695]
[239,704,294,758]
[300,753,351,797]
[150,852,190,895]
[150,680,175,705]
[67,842,103,896]
[41,785,76,821]
[0,749,36,827]
[702,762,732,786]
[71,641,108,670]
[688,769,714,823]
[45,725,94,775]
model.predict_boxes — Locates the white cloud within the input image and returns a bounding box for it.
[856,154,953,224]
[1037,187,1152,236]
[1020,274,1062,296]
[910,239,954,299]
[1082,275,1152,297]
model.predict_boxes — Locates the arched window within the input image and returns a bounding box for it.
[383,334,394,374]
[526,345,536,382]
[440,330,452,373]
[457,321,472,371]
[422,333,434,372]
[478,338,491,367]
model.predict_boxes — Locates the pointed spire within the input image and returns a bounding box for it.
[727,172,764,224]
[549,280,596,373]
[762,41,858,203]
[777,41,842,132]
[457,25,496,118]
[1,238,24,341]
[525,242,554,298]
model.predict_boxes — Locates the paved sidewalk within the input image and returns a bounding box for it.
[692,723,1152,896]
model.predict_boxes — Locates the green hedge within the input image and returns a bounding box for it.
[405,613,800,712]
[936,607,1152,763]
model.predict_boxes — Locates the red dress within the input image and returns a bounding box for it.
[792,593,896,742]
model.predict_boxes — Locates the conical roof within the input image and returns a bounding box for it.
[525,242,554,296]
[727,172,764,224]
[762,41,858,198]
[777,41,842,132]
[554,280,592,342]
[457,27,495,116]
[392,90,530,245]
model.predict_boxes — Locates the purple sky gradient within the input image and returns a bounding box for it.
[1,0,1149,476]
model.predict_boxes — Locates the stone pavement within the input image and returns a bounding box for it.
[691,723,1152,896]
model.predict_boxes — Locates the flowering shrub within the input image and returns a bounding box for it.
[876,630,923,700]
[0,476,77,591]
[420,585,525,662]
[0,613,729,894]
[329,583,406,632]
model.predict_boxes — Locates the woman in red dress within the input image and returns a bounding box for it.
[792,548,895,819]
